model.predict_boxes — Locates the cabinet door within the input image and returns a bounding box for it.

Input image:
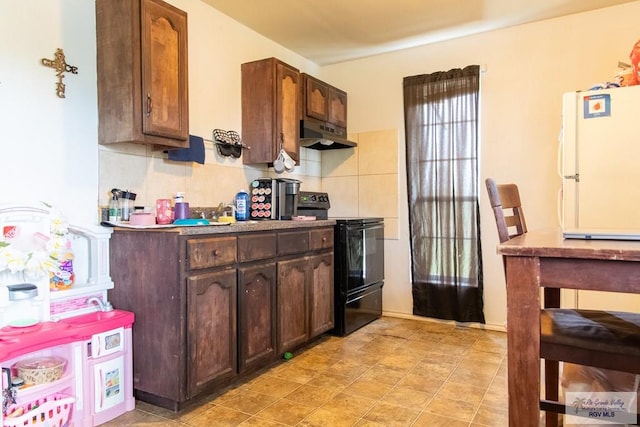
[242,58,300,164]
[141,0,189,141]
[276,61,300,162]
[309,253,334,338]
[97,0,188,147]
[328,87,347,129]
[277,257,309,353]
[238,263,277,373]
[304,76,329,122]
[187,269,237,396]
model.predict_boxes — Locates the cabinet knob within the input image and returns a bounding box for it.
[322,237,327,242]
[213,249,220,257]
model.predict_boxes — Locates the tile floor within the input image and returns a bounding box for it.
[101,316,509,427]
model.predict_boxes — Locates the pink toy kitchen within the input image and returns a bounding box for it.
[0,203,134,427]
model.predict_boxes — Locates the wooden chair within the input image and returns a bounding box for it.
[485,178,640,426]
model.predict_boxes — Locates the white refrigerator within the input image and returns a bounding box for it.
[561,84,640,311]
[562,84,640,238]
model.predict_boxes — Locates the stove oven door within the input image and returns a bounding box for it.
[344,220,385,294]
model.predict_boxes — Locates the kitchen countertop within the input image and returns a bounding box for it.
[110,219,336,235]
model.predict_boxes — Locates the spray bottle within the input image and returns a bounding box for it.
[108,188,120,222]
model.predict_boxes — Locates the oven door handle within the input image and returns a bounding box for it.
[350,223,384,232]
[346,283,384,303]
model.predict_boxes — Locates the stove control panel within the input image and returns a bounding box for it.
[298,191,330,210]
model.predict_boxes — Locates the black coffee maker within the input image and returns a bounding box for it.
[275,178,300,219]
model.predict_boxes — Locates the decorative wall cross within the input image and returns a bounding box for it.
[41,48,78,98]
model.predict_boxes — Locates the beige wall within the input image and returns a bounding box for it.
[319,1,640,327]
[1,0,99,225]
[4,0,640,329]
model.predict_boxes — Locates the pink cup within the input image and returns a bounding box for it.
[156,199,173,224]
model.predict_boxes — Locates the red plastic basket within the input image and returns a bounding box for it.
[3,393,74,427]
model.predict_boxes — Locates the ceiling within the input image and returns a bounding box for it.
[201,0,636,65]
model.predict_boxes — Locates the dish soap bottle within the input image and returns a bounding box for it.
[235,190,249,221]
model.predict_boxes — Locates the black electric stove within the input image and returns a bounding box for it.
[332,217,384,336]
[297,192,384,336]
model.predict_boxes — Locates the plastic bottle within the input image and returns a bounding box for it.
[108,189,120,222]
[48,217,75,291]
[235,190,250,221]
[49,242,75,290]
[119,190,136,222]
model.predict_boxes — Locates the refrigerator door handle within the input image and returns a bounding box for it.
[557,188,563,227]
[557,128,563,178]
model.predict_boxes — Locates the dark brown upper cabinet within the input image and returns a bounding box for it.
[96,0,189,148]
[241,58,301,164]
[301,73,347,130]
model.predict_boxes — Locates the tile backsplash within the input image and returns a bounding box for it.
[98,139,322,211]
[98,128,399,239]
[322,129,399,239]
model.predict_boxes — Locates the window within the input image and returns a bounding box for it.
[403,66,484,323]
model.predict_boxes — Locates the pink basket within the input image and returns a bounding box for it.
[3,393,74,427]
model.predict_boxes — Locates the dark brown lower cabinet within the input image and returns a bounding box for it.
[277,257,309,353]
[278,252,334,354]
[108,231,186,409]
[238,263,276,373]
[187,269,237,396]
[309,253,334,337]
[109,226,333,411]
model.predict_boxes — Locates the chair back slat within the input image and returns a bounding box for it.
[485,178,528,243]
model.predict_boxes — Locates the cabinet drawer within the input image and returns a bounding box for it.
[310,228,334,251]
[278,230,309,255]
[188,236,237,270]
[238,233,276,262]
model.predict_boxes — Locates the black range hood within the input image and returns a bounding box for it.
[299,120,357,150]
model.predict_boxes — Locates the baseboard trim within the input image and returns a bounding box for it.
[381,310,507,333]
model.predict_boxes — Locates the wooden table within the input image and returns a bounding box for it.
[497,229,640,426]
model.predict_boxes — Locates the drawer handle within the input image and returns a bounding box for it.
[322,237,327,242]
[213,249,221,257]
